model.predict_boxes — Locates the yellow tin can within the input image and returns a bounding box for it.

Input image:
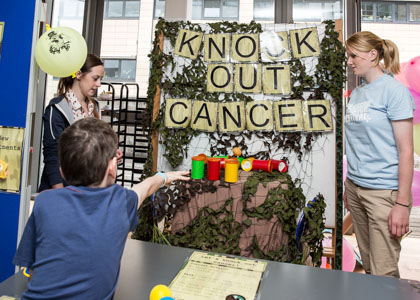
[225,158,239,183]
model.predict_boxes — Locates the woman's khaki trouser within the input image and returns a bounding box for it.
[345,178,412,278]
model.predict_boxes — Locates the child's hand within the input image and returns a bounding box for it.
[133,171,190,206]
[164,171,190,186]
[116,149,123,165]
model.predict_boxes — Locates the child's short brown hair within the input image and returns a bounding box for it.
[59,118,118,186]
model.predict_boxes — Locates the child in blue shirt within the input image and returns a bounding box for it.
[13,117,189,299]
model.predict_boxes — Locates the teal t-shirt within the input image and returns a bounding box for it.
[345,74,415,190]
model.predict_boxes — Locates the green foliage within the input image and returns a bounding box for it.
[208,20,263,34]
[318,20,345,269]
[317,20,345,268]
[289,57,313,99]
[168,197,243,255]
[300,194,326,266]
[315,21,347,101]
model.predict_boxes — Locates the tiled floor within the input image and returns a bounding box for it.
[345,233,420,281]
[399,236,420,280]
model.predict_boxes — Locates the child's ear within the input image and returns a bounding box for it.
[59,167,66,180]
[108,157,117,180]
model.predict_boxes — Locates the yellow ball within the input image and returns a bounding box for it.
[149,284,172,300]
[232,147,242,157]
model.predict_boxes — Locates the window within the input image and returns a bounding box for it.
[58,0,85,19]
[59,0,85,18]
[104,0,140,19]
[103,59,136,82]
[362,2,374,20]
[192,0,239,20]
[376,2,392,22]
[396,3,407,22]
[293,0,343,22]
[221,0,238,18]
[56,0,85,31]
[361,1,420,23]
[410,4,420,21]
[154,0,165,18]
[204,0,220,18]
[254,0,343,22]
[254,0,274,20]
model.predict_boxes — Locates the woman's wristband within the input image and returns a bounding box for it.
[395,202,409,208]
[156,172,167,188]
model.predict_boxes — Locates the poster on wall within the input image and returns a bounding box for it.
[0,22,4,62]
[0,126,24,193]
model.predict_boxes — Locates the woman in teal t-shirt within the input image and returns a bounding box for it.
[344,31,415,278]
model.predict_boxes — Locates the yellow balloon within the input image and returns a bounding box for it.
[149,284,172,300]
[414,123,420,157]
[35,26,87,77]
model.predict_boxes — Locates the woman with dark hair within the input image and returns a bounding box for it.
[344,31,415,277]
[39,53,118,191]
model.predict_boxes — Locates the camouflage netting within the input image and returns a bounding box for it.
[133,170,326,266]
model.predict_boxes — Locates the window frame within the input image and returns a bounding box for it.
[408,2,420,22]
[361,1,420,24]
[376,2,393,22]
[153,0,166,19]
[292,0,343,23]
[253,0,275,20]
[102,58,137,82]
[192,0,239,20]
[361,1,375,21]
[104,0,140,19]
[396,3,408,22]
[58,0,85,19]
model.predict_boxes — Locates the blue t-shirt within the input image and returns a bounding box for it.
[13,184,138,300]
[345,74,415,189]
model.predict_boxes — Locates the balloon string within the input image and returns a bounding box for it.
[42,2,50,29]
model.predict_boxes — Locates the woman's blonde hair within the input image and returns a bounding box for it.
[345,31,400,75]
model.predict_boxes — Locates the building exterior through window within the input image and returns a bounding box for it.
[104,0,140,18]
[45,0,420,105]
[362,1,420,23]
[192,0,239,20]
[103,58,137,82]
[361,1,420,62]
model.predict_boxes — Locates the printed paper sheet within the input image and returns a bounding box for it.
[170,251,266,300]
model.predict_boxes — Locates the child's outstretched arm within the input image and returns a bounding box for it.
[131,171,190,208]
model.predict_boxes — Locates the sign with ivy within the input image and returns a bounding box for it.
[137,19,346,269]
[142,20,345,174]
